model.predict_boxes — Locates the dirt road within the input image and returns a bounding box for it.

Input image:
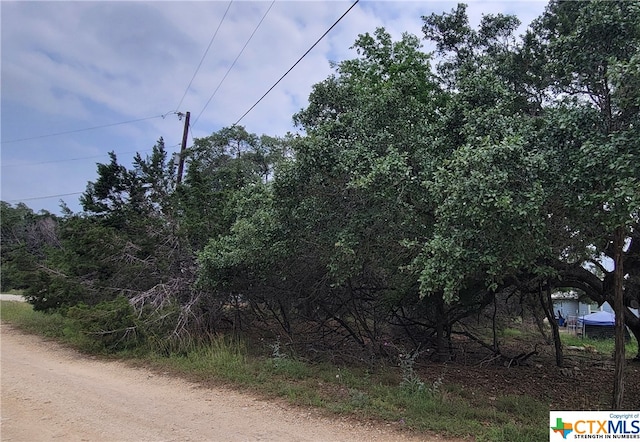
[1,325,449,442]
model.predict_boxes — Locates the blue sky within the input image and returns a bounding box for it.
[1,0,547,214]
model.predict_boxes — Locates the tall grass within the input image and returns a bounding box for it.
[1,300,68,338]
[161,336,253,383]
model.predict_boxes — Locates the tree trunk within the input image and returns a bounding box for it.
[492,293,499,353]
[547,284,563,367]
[612,226,625,410]
[540,281,563,367]
[435,297,448,361]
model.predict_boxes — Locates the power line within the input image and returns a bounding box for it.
[175,1,234,112]
[233,0,360,126]
[2,149,154,168]
[1,112,177,145]
[192,0,276,129]
[2,142,182,168]
[3,142,183,204]
[6,192,85,203]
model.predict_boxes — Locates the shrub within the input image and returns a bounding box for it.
[66,296,140,352]
[25,273,89,313]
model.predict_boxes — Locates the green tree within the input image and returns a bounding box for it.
[420,0,639,397]
[526,0,640,408]
[176,126,291,251]
[416,5,558,357]
[418,138,549,301]
[81,138,176,224]
[25,139,186,313]
[199,29,477,355]
[0,202,59,292]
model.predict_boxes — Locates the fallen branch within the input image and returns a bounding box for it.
[505,346,539,368]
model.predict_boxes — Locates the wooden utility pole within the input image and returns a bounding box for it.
[176,111,190,185]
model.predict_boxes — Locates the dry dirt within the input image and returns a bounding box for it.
[412,333,640,412]
[0,324,459,442]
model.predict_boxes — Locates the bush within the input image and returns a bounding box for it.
[66,296,141,352]
[25,273,75,312]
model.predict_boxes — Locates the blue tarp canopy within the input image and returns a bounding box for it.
[580,311,615,326]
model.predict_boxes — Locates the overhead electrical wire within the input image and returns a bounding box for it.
[192,0,276,129]
[1,112,177,145]
[1,145,185,168]
[233,0,360,126]
[6,192,85,203]
[174,0,234,113]
[4,144,181,204]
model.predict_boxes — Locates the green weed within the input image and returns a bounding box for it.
[1,300,68,338]
[266,357,311,380]
[478,422,547,442]
[561,334,638,356]
[496,394,546,419]
[500,327,522,338]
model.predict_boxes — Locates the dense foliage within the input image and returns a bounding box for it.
[2,1,638,395]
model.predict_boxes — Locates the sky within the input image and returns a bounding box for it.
[1,0,548,215]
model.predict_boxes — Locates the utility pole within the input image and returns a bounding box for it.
[176,111,190,185]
